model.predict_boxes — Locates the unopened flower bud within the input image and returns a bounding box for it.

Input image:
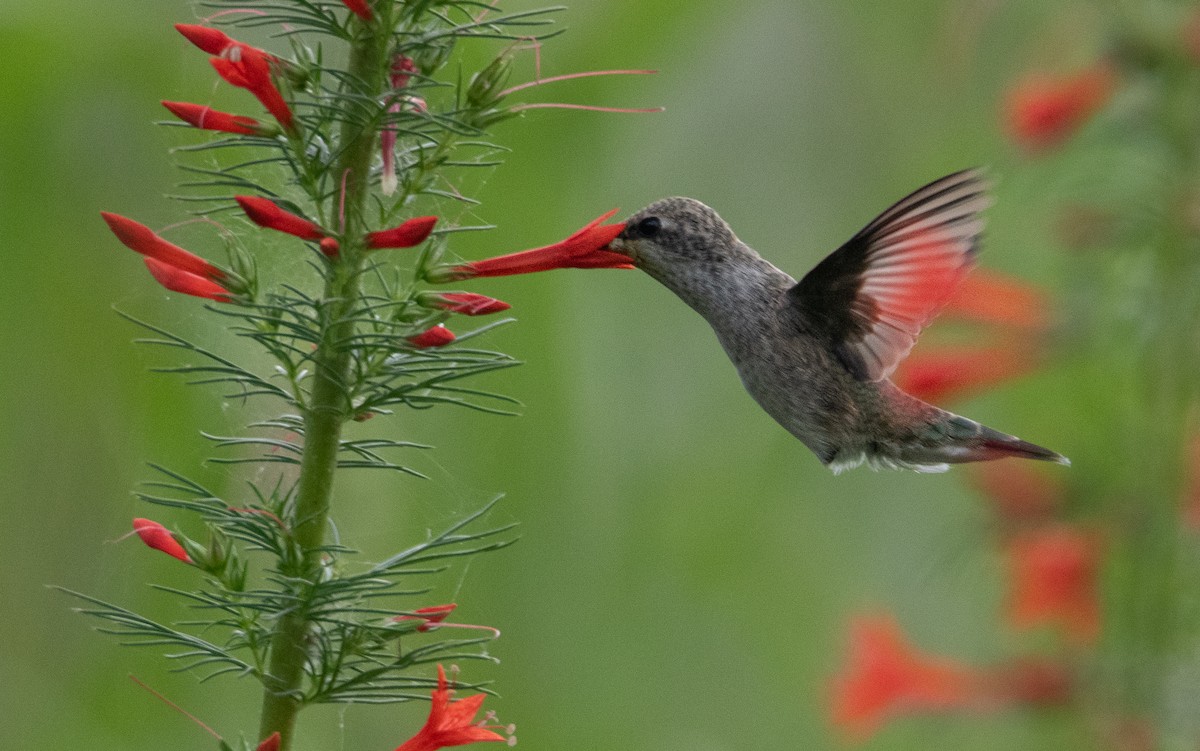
[132,518,193,563]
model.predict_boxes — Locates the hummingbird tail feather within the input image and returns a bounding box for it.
[978,433,1071,465]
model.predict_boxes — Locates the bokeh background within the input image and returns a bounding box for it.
[0,0,1128,749]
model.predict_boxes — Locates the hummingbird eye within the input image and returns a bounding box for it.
[635,216,662,238]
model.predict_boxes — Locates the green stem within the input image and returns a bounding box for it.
[256,23,388,751]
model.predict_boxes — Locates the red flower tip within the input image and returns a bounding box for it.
[235,196,326,241]
[891,339,1039,404]
[256,732,281,751]
[143,258,235,303]
[418,291,511,316]
[394,664,510,751]
[132,518,193,563]
[102,211,226,281]
[944,270,1052,330]
[452,210,631,278]
[319,237,341,257]
[1006,526,1102,643]
[366,216,439,249]
[1004,64,1116,152]
[408,324,456,348]
[175,23,234,55]
[162,100,278,137]
[341,0,373,21]
[830,614,983,742]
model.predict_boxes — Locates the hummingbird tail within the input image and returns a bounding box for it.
[978,432,1071,465]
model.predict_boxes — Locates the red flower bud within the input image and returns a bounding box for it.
[418,291,511,316]
[1003,64,1116,153]
[319,237,341,257]
[256,732,281,751]
[132,518,193,563]
[235,196,326,241]
[143,258,234,303]
[102,212,226,281]
[162,101,278,137]
[365,216,438,249]
[441,209,631,280]
[408,324,456,348]
[175,23,234,55]
[341,0,373,21]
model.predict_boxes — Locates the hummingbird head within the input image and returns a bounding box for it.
[608,197,740,272]
[607,197,782,317]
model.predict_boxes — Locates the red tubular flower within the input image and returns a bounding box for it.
[830,614,984,742]
[234,196,326,241]
[430,209,630,281]
[417,291,511,316]
[342,0,373,21]
[408,325,456,348]
[1182,436,1200,530]
[891,339,1040,404]
[209,45,294,131]
[132,518,193,563]
[1005,525,1102,643]
[162,101,278,137]
[394,665,509,751]
[102,212,226,281]
[967,461,1065,524]
[256,732,281,751]
[944,270,1051,330]
[143,258,235,302]
[1003,64,1116,152]
[366,216,439,249]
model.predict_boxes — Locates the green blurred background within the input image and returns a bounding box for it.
[1,1,1096,748]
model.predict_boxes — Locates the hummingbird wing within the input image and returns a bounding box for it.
[789,169,991,381]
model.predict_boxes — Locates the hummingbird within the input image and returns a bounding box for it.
[606,169,1069,473]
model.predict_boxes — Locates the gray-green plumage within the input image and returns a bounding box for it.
[607,170,1068,473]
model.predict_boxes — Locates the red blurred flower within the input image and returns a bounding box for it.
[256,732,281,751]
[830,614,984,742]
[366,216,439,249]
[967,461,1065,524]
[162,101,278,137]
[1003,64,1116,152]
[394,664,510,751]
[1006,525,1102,643]
[409,325,456,348]
[342,0,373,21]
[1182,437,1200,530]
[892,339,1040,404]
[988,658,1073,707]
[428,209,630,281]
[418,292,511,316]
[944,269,1051,330]
[235,196,327,241]
[132,518,192,563]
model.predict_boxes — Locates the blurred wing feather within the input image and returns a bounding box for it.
[789,169,992,381]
